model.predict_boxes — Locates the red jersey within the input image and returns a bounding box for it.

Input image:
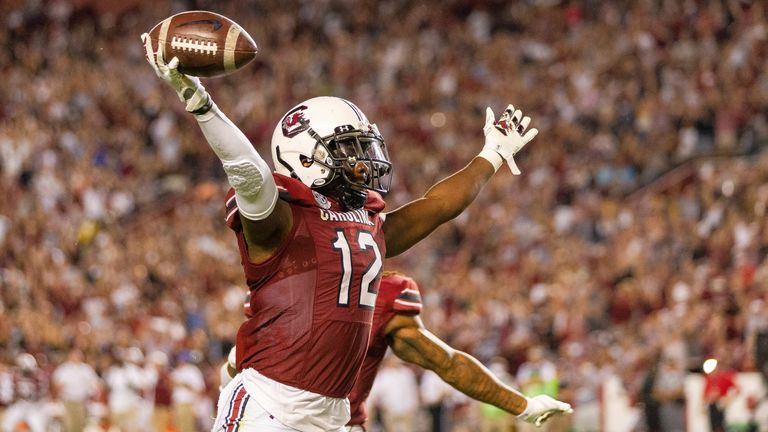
[226,174,387,398]
[703,370,738,400]
[347,273,423,426]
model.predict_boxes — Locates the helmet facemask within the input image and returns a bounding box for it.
[307,123,392,210]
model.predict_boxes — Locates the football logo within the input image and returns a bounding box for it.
[177,19,223,31]
[494,119,510,136]
[281,105,310,138]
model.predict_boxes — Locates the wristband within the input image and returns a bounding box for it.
[190,94,214,115]
[478,148,504,172]
[516,397,531,418]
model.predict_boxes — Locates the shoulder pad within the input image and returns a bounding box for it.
[380,273,422,314]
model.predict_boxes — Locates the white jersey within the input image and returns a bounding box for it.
[104,364,143,413]
[368,364,419,416]
[170,363,205,404]
[52,361,99,402]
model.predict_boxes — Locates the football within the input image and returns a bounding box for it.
[144,10,258,77]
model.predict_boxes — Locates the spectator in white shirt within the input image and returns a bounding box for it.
[369,353,420,432]
[122,347,157,432]
[104,350,144,432]
[170,351,206,432]
[52,350,100,432]
[420,369,455,432]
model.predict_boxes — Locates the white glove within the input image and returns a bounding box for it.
[517,395,573,426]
[218,362,233,390]
[227,346,237,371]
[140,33,211,113]
[482,105,538,175]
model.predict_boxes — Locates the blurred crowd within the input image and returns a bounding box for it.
[1,0,768,431]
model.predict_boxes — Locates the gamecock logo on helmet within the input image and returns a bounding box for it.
[281,105,310,138]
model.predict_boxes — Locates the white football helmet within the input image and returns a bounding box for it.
[271,96,392,209]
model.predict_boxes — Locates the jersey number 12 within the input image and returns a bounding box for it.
[332,230,381,309]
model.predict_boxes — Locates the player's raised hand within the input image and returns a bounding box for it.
[483,104,538,175]
[517,395,573,426]
[140,33,211,114]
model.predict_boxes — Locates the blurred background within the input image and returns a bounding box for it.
[1,0,767,431]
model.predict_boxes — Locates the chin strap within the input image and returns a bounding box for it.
[340,188,368,210]
[316,179,368,210]
[274,146,300,180]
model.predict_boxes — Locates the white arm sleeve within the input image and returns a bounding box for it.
[194,103,278,220]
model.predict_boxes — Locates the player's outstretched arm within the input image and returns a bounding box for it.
[141,34,292,261]
[382,105,538,258]
[385,314,572,426]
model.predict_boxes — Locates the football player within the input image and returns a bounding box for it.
[143,36,538,432]
[345,272,572,430]
[220,273,572,430]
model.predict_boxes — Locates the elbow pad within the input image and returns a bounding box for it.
[196,104,277,220]
[222,158,277,220]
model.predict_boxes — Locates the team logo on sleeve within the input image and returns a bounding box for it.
[281,105,309,137]
[312,191,331,209]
